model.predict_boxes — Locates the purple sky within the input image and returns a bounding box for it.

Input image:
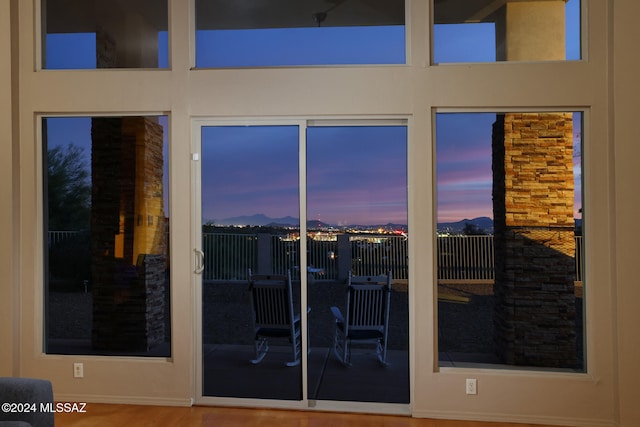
[200,126,299,223]
[307,127,407,226]
[201,125,408,226]
[436,114,495,222]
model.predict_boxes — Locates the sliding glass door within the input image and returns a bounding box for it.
[195,120,409,407]
[197,124,302,400]
[305,125,409,403]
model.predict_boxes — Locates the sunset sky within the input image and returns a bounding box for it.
[200,125,407,226]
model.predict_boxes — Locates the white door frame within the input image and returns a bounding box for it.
[192,116,410,414]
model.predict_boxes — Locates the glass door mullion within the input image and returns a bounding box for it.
[298,122,310,402]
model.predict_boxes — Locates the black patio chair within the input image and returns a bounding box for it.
[247,270,303,367]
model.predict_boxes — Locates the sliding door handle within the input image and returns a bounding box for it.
[194,248,205,274]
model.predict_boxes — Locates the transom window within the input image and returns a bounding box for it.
[433,0,581,63]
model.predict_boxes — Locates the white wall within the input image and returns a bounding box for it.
[613,1,640,426]
[0,0,16,377]
[4,0,639,425]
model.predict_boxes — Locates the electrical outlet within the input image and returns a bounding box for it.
[466,378,477,395]
[73,362,84,378]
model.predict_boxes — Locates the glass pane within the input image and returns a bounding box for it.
[44,116,171,357]
[42,0,169,69]
[306,126,409,403]
[436,112,585,372]
[200,126,302,400]
[433,0,581,63]
[195,0,405,67]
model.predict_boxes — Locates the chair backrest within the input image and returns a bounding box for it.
[248,270,295,330]
[345,273,392,333]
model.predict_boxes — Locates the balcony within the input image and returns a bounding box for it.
[196,231,583,285]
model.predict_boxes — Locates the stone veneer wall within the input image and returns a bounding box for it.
[492,113,577,368]
[91,117,166,352]
[136,254,166,349]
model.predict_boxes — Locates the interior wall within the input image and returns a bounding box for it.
[0,0,15,377]
[612,1,640,426]
[7,0,635,425]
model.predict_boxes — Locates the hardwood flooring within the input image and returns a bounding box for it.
[54,403,565,427]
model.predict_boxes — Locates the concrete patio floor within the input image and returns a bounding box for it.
[202,343,410,403]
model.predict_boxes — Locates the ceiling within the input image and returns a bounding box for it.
[44,0,518,34]
[433,0,506,24]
[44,0,406,33]
[195,0,405,29]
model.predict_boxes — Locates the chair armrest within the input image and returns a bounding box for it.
[330,306,344,323]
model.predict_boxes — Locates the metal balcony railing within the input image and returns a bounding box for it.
[350,235,408,280]
[48,231,584,284]
[437,235,495,283]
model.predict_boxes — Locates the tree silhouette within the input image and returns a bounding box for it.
[462,221,486,236]
[47,143,91,230]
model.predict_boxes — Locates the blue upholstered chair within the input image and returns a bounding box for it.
[0,377,54,427]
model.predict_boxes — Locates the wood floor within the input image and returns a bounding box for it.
[54,403,565,427]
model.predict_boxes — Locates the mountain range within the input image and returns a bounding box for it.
[209,213,493,232]
[437,217,494,233]
[208,214,580,234]
[209,214,299,227]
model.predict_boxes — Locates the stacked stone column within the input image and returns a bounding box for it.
[91,117,166,352]
[492,113,577,368]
